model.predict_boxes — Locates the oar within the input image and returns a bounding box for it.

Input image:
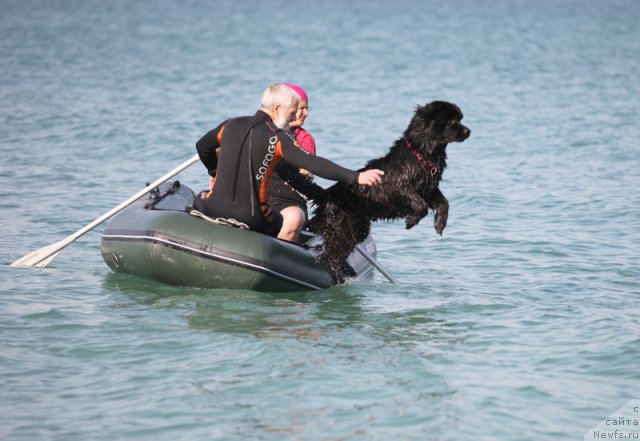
[11,153,201,268]
[355,244,399,284]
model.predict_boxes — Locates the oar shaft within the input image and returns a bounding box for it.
[70,154,200,242]
[355,244,399,284]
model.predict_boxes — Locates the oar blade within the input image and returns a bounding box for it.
[10,241,66,268]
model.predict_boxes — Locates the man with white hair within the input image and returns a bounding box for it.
[194,83,384,239]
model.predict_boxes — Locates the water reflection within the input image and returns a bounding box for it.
[102,272,466,366]
[103,272,367,339]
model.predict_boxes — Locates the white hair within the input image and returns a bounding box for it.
[260,83,299,112]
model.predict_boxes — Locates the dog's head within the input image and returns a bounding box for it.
[405,101,471,153]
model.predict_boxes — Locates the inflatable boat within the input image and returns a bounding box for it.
[100,182,376,292]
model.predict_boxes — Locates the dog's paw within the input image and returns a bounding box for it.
[331,263,356,285]
[405,216,420,229]
[433,217,447,235]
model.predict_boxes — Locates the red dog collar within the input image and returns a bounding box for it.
[404,139,439,176]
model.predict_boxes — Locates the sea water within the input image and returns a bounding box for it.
[1,0,639,439]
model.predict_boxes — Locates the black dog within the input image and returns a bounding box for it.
[308,101,470,283]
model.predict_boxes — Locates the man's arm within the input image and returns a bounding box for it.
[280,134,384,186]
[281,140,356,183]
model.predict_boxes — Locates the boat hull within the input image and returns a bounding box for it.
[101,182,376,291]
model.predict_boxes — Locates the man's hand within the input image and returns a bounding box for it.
[357,169,384,186]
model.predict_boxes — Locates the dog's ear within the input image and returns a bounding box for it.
[405,104,438,152]
[416,102,437,117]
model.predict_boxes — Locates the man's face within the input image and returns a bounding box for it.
[285,102,298,122]
[273,101,299,129]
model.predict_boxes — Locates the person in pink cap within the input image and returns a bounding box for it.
[283,83,316,155]
[268,83,317,241]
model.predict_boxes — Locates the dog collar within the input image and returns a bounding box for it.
[404,139,438,176]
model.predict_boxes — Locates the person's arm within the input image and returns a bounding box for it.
[280,134,357,183]
[195,120,227,177]
[280,133,384,186]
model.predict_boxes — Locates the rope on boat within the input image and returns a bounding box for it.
[189,210,251,230]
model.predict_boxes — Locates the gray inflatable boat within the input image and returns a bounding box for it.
[101,182,376,292]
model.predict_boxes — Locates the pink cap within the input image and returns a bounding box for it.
[284,83,308,103]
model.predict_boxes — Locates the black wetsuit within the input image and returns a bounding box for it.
[194,110,358,236]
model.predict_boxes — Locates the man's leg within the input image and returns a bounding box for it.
[277,206,306,241]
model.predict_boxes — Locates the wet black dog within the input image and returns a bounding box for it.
[308,101,471,283]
